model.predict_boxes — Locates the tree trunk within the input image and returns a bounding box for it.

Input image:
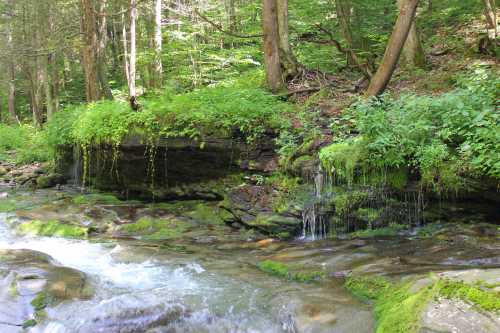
[129,0,138,99]
[8,63,17,124]
[80,0,102,102]
[336,0,357,65]
[366,0,420,97]
[97,0,114,100]
[154,0,163,87]
[276,0,300,79]
[398,0,426,68]
[484,0,497,37]
[263,0,284,92]
[122,8,131,90]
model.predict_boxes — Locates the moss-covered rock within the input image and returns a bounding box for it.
[118,217,190,240]
[35,173,65,189]
[258,260,326,283]
[17,220,88,239]
[345,273,500,333]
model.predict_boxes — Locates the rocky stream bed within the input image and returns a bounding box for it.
[0,185,499,333]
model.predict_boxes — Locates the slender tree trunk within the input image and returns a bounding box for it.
[398,0,426,68]
[122,8,131,89]
[43,56,54,120]
[129,0,138,99]
[154,0,163,87]
[336,0,357,65]
[80,0,102,101]
[8,63,17,124]
[366,0,420,97]
[97,0,113,100]
[262,0,284,92]
[484,0,497,37]
[276,0,300,79]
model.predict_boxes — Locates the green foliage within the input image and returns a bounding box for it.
[18,220,88,239]
[0,124,51,164]
[46,80,292,152]
[321,69,500,193]
[258,260,325,283]
[438,279,500,312]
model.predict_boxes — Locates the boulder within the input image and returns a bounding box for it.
[0,249,92,329]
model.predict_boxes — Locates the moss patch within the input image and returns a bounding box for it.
[258,260,325,283]
[18,220,88,239]
[350,224,406,239]
[0,199,17,212]
[73,193,122,205]
[345,275,500,333]
[437,279,500,312]
[119,217,190,240]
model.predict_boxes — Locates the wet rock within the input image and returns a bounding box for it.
[221,184,303,237]
[0,249,91,329]
[421,298,500,333]
[36,173,65,189]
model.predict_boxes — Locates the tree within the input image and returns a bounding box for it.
[263,0,283,92]
[483,0,497,37]
[129,0,138,106]
[80,0,102,102]
[366,0,420,97]
[398,0,426,68]
[153,0,163,87]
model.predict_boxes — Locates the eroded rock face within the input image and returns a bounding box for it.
[0,249,92,330]
[421,298,500,333]
[57,135,279,200]
[221,184,302,237]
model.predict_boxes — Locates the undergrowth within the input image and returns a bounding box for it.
[320,68,499,193]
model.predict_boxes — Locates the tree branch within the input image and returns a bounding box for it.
[193,8,263,39]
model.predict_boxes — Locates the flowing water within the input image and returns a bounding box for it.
[0,190,374,333]
[1,188,499,333]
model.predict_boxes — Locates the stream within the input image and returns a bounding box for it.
[1,188,499,333]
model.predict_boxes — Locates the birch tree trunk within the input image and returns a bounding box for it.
[154,0,163,87]
[366,0,420,97]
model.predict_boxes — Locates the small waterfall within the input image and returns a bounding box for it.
[301,164,426,241]
[71,145,83,187]
[301,165,329,240]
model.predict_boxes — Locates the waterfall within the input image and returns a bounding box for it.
[300,164,426,241]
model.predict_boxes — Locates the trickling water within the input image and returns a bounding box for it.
[301,164,426,240]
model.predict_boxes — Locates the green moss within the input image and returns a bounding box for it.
[320,138,366,186]
[36,176,52,189]
[258,260,325,283]
[345,276,392,300]
[22,319,37,329]
[31,292,50,311]
[345,276,434,333]
[350,224,406,239]
[355,208,382,223]
[346,275,500,333]
[73,193,122,205]
[18,220,88,239]
[119,217,189,240]
[333,190,369,216]
[0,199,17,212]
[437,279,500,312]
